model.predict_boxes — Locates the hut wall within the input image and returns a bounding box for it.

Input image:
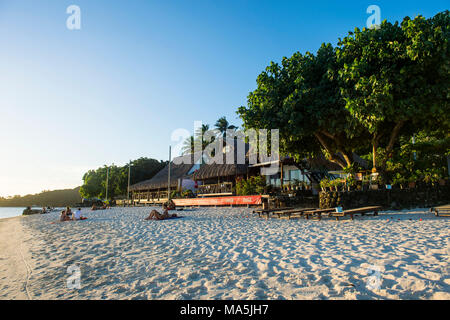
[180,178,197,193]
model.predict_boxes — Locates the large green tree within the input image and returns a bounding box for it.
[238,43,367,169]
[79,157,167,199]
[337,11,449,173]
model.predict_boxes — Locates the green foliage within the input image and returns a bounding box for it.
[346,175,357,189]
[337,11,450,171]
[181,118,238,155]
[238,43,366,169]
[238,11,449,175]
[236,176,266,195]
[330,178,346,190]
[291,179,308,189]
[170,191,180,199]
[181,189,194,198]
[422,168,444,185]
[383,130,450,184]
[79,158,167,200]
[320,178,330,190]
[392,173,407,188]
[215,116,238,137]
[320,178,346,191]
[181,135,196,156]
[343,163,359,175]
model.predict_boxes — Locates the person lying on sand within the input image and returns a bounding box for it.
[73,208,88,221]
[92,204,108,211]
[145,205,177,221]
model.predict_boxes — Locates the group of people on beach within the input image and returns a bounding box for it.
[60,207,87,222]
[56,200,177,223]
[41,206,54,214]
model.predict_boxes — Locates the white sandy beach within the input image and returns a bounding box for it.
[0,207,448,300]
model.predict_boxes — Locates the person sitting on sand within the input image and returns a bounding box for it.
[145,205,177,221]
[65,207,73,217]
[73,208,87,221]
[60,210,72,222]
[166,199,176,210]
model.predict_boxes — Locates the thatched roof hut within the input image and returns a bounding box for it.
[192,138,250,181]
[192,163,248,181]
[129,154,195,192]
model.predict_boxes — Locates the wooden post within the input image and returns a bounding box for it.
[168,146,171,201]
[105,166,109,202]
[127,161,131,203]
[280,163,284,191]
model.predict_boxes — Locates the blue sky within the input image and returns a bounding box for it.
[0,0,448,196]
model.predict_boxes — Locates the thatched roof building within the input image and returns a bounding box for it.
[192,137,250,181]
[129,153,196,192]
[192,163,248,181]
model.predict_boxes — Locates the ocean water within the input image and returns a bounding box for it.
[0,207,64,219]
[0,207,27,219]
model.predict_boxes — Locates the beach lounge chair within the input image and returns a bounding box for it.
[330,206,382,221]
[431,205,450,217]
[272,208,317,219]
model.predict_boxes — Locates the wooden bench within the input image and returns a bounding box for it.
[431,205,450,217]
[303,208,336,220]
[330,206,382,221]
[272,208,317,219]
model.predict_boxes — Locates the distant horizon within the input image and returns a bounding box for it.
[1,0,448,197]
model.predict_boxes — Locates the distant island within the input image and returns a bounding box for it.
[0,157,168,209]
[0,187,82,207]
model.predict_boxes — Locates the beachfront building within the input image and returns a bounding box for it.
[249,153,368,194]
[129,153,199,205]
[192,163,250,196]
[192,137,252,197]
[130,134,368,202]
[193,151,366,197]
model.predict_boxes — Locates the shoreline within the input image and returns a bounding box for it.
[0,216,33,300]
[0,207,449,300]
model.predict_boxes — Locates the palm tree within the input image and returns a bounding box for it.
[181,135,195,155]
[214,117,238,138]
[195,124,214,150]
[195,124,210,138]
